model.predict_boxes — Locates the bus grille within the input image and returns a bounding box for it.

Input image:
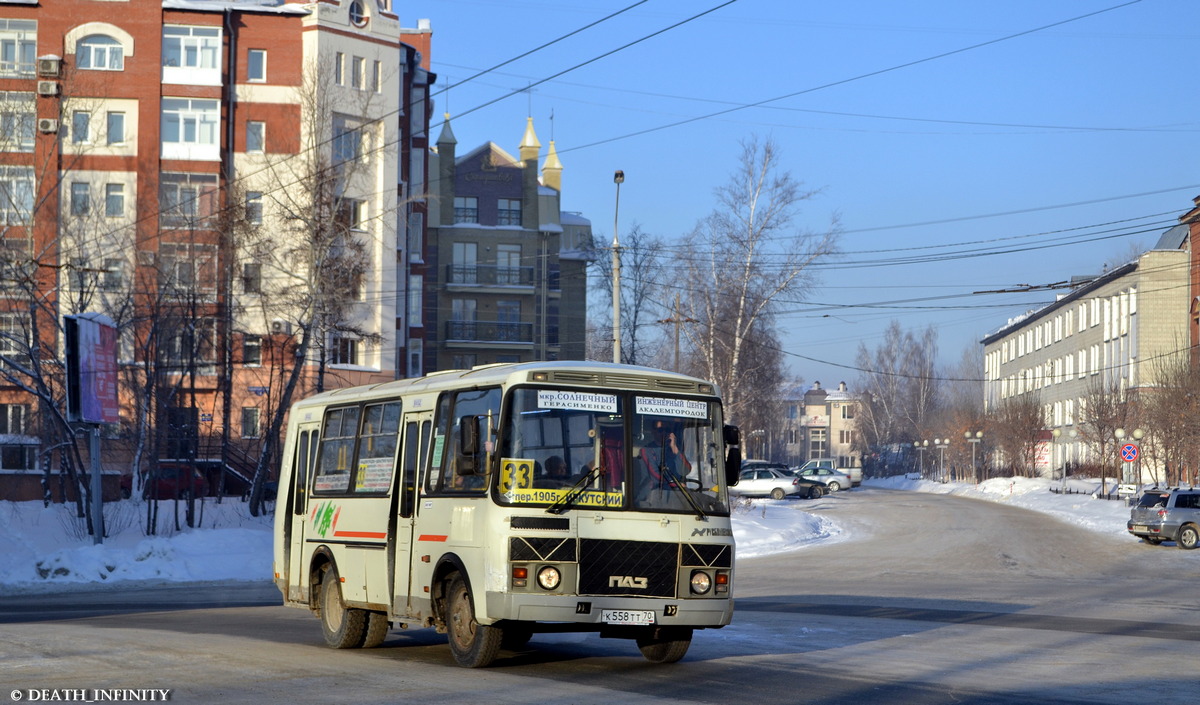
[578,539,677,597]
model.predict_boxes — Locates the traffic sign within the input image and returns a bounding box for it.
[1120,443,1139,462]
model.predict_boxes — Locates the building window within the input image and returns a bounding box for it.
[372,60,381,92]
[241,407,261,439]
[104,183,124,217]
[242,335,262,365]
[245,191,263,225]
[71,111,90,144]
[0,165,33,225]
[340,198,367,231]
[497,198,521,226]
[161,98,220,159]
[0,313,29,355]
[246,120,265,153]
[158,242,217,295]
[453,196,478,223]
[161,317,217,370]
[332,337,359,366]
[334,52,344,85]
[70,182,90,216]
[351,56,364,89]
[106,111,125,145]
[408,274,422,327]
[77,35,123,70]
[496,244,521,284]
[0,19,36,77]
[102,258,124,290]
[159,172,218,227]
[451,354,476,369]
[242,262,261,293]
[162,25,220,69]
[841,404,855,419]
[0,91,35,152]
[349,0,368,27]
[247,49,266,82]
[332,114,364,164]
[0,402,34,471]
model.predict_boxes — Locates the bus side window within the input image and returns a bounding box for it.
[401,421,418,517]
[292,430,309,515]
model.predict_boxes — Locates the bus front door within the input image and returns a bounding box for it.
[393,412,432,616]
[286,422,320,603]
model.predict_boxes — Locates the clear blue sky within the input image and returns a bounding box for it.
[410,0,1199,388]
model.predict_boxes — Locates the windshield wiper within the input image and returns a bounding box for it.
[659,465,708,521]
[545,464,605,515]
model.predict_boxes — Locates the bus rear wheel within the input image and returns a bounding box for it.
[636,627,693,663]
[445,572,502,668]
[320,564,368,649]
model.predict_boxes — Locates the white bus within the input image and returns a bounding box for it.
[273,361,741,667]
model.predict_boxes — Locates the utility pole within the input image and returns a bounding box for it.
[657,293,696,372]
[611,170,624,364]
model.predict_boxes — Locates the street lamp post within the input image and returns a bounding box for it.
[934,438,949,482]
[1051,427,1078,489]
[964,431,983,484]
[917,440,929,477]
[611,170,624,364]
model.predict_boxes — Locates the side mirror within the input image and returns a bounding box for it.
[724,425,741,486]
[457,415,481,476]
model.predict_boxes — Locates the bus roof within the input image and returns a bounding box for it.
[290,360,719,410]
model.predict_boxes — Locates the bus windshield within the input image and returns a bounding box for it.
[496,387,729,515]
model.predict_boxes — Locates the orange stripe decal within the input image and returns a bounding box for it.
[418,534,448,542]
[333,530,388,539]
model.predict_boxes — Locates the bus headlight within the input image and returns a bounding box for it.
[689,570,712,595]
[536,566,561,590]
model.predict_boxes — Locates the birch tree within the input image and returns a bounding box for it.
[680,136,837,424]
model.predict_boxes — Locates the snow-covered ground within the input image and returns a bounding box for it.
[0,475,1138,592]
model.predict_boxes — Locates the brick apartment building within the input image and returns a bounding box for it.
[0,0,434,500]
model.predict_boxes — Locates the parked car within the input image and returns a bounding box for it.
[120,463,209,500]
[796,458,861,487]
[1127,487,1200,548]
[795,466,852,492]
[730,466,825,500]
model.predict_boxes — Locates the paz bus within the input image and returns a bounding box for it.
[272,361,741,667]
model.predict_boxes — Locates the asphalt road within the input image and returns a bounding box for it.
[2,488,1197,705]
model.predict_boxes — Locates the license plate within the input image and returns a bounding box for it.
[1131,525,1147,532]
[602,609,655,626]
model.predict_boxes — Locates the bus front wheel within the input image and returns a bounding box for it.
[445,572,502,668]
[319,564,368,649]
[636,627,693,663]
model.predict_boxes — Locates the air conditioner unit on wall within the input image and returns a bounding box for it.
[37,118,58,133]
[37,58,60,78]
[36,81,59,97]
[271,319,293,335]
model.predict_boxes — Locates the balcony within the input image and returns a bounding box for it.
[446,264,533,289]
[445,320,532,345]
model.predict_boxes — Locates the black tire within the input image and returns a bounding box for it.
[1142,537,1163,546]
[770,488,786,500]
[1177,525,1199,550]
[445,572,502,668]
[362,611,389,648]
[637,628,693,663]
[806,485,822,500]
[320,564,368,648]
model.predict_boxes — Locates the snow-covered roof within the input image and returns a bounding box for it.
[162,0,310,16]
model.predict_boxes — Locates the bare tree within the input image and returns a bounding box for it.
[1140,350,1200,486]
[986,394,1044,478]
[680,136,837,425]
[235,57,395,515]
[590,223,668,367]
[854,321,941,467]
[1076,377,1134,494]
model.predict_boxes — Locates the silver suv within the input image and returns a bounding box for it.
[1127,488,1200,549]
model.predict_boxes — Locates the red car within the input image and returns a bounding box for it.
[120,463,209,500]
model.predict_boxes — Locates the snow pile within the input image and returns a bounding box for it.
[0,475,1143,591]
